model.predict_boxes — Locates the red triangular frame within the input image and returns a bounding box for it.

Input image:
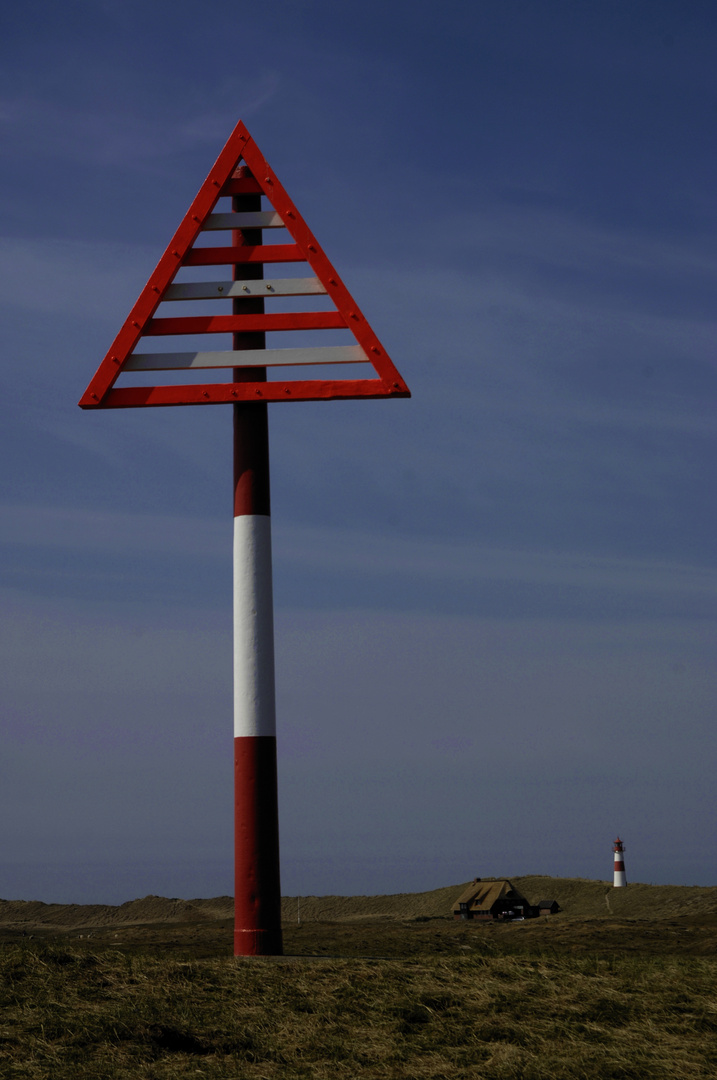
[79,120,409,408]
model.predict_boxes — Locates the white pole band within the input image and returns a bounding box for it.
[233,514,276,738]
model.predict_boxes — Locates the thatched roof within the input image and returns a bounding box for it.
[452,879,529,913]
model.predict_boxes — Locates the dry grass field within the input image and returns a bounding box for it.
[1,877,716,1078]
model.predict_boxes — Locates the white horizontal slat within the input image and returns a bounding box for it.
[163,278,328,300]
[203,211,284,230]
[125,346,367,371]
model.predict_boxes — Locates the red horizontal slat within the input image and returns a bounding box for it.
[183,244,303,266]
[89,379,408,408]
[143,312,347,335]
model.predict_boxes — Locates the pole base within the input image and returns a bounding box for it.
[234,928,283,957]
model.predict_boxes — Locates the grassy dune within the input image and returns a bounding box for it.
[2,878,717,1078]
[5,875,716,934]
[513,876,717,920]
[280,876,717,923]
[280,881,467,922]
[2,942,716,1078]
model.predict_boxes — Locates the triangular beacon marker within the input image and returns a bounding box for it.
[79,119,409,408]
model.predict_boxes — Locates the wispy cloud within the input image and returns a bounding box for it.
[274,524,717,605]
[0,237,153,320]
[344,199,716,446]
[0,504,227,560]
[443,205,717,283]
[0,73,281,169]
[1,504,714,614]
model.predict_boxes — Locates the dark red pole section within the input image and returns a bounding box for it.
[232,167,283,956]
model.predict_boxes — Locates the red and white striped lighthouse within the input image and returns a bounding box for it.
[613,836,626,888]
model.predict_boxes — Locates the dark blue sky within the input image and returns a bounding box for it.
[1,0,715,902]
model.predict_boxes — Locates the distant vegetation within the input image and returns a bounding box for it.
[4,875,717,930]
[281,875,717,923]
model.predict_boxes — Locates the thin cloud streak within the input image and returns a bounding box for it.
[0,237,155,320]
[1,504,713,611]
[275,525,717,604]
[0,504,228,560]
[444,205,717,281]
[0,77,282,168]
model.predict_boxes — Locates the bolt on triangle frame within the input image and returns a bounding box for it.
[80,120,410,956]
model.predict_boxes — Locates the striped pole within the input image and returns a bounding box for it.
[613,836,626,888]
[232,168,283,956]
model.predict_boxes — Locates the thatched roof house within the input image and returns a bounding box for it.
[453,878,533,920]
